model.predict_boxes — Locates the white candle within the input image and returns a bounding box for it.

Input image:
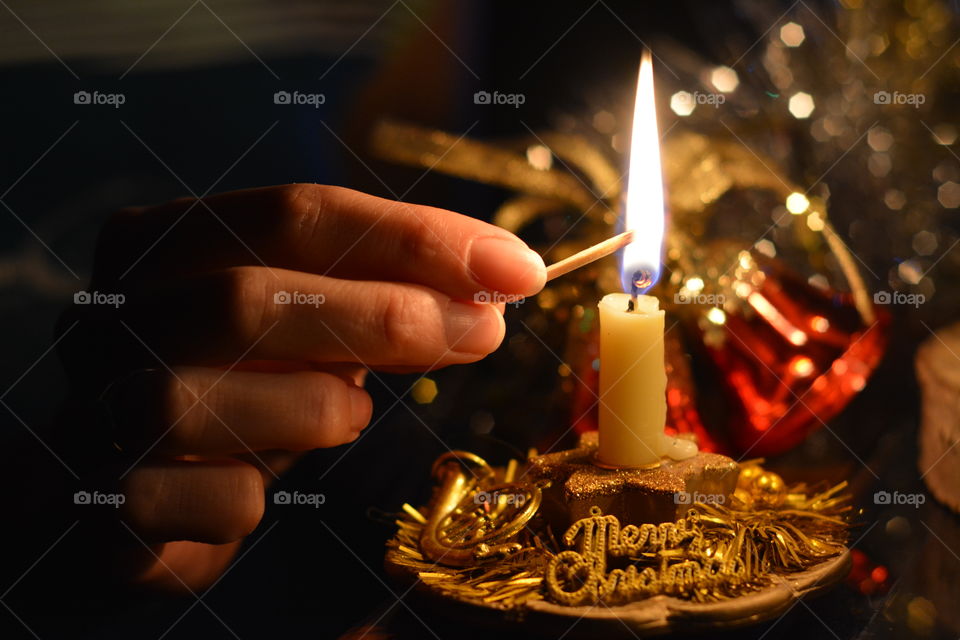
[596,293,666,467]
[595,51,698,468]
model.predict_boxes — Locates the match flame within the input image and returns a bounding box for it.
[621,50,665,295]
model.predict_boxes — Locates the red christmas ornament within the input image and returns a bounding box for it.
[701,257,889,455]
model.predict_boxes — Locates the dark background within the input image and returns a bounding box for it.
[0,1,956,638]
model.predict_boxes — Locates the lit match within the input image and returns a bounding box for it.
[544,229,635,282]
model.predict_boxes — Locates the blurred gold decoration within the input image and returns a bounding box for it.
[418,451,543,567]
[371,120,604,217]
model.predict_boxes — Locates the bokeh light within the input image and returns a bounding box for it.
[938,181,960,208]
[710,66,739,92]
[780,22,806,47]
[788,92,815,118]
[786,192,810,214]
[670,91,695,116]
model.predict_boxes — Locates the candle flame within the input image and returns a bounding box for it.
[621,50,665,296]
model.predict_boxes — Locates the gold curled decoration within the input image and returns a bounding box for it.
[420,451,542,567]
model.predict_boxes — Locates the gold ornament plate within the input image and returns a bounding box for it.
[385,550,850,638]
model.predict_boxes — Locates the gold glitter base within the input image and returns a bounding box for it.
[528,431,739,530]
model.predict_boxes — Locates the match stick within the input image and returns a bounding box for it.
[545,229,635,282]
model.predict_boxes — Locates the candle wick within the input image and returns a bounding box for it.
[627,269,647,311]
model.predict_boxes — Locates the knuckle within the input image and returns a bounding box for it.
[217,266,273,343]
[378,287,435,358]
[159,369,214,452]
[118,479,159,535]
[119,463,264,545]
[119,465,173,537]
[295,372,350,448]
[396,211,444,266]
[273,183,329,252]
[218,466,265,542]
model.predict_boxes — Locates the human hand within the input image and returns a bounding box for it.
[56,183,545,589]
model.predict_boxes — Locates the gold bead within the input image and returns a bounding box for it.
[736,465,763,491]
[733,487,754,507]
[752,471,786,508]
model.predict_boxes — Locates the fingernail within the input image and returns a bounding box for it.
[347,386,372,431]
[444,301,504,355]
[469,237,546,297]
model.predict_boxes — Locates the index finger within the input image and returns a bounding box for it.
[96,184,546,301]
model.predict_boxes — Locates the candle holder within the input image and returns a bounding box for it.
[385,442,853,636]
[527,431,739,533]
